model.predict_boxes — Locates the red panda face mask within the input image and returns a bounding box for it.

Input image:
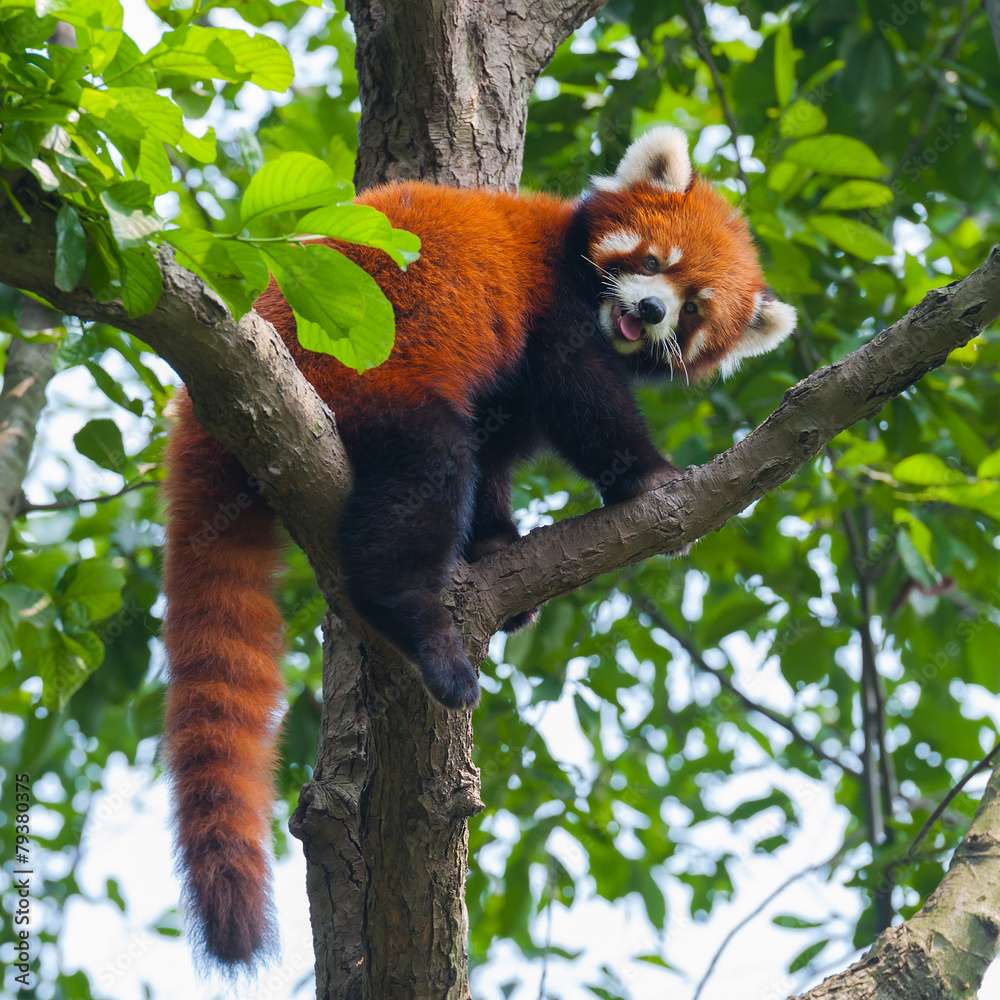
[585,126,796,382]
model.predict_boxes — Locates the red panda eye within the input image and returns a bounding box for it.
[683,301,698,314]
[642,255,659,274]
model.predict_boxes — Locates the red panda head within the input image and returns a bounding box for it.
[584,126,795,381]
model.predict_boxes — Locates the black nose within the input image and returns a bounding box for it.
[638,297,666,324]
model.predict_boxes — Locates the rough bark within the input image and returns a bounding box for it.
[347,0,605,190]
[793,759,1000,999]
[0,335,56,559]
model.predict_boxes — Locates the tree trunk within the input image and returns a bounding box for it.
[289,2,603,997]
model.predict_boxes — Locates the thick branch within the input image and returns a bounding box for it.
[0,335,56,559]
[458,246,1000,642]
[0,177,350,596]
[792,760,1000,999]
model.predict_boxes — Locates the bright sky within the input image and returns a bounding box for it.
[9,2,1000,998]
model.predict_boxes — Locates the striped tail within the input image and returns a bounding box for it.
[162,391,284,967]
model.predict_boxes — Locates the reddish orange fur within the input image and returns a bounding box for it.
[163,391,284,965]
[256,183,575,423]
[164,172,777,966]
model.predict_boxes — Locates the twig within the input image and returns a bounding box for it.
[692,842,848,1000]
[632,596,863,778]
[17,478,157,515]
[682,0,748,190]
[906,738,1000,863]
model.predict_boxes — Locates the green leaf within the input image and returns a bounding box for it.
[0,598,16,667]
[148,25,294,91]
[773,914,824,930]
[774,23,796,107]
[84,361,143,415]
[790,938,830,974]
[819,180,894,210]
[297,204,421,269]
[895,529,934,588]
[100,182,161,248]
[178,126,217,164]
[163,230,268,319]
[241,153,354,226]
[785,135,886,178]
[73,418,127,471]
[808,214,892,260]
[893,454,966,486]
[80,87,183,144]
[26,626,103,711]
[136,138,172,195]
[120,245,163,317]
[62,559,126,621]
[893,509,934,567]
[265,242,395,372]
[54,205,86,293]
[779,99,827,138]
[978,449,1000,479]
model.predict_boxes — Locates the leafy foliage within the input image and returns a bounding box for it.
[1,1,999,999]
[0,0,415,368]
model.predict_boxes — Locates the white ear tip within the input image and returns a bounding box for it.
[615,125,692,192]
[589,174,623,192]
[761,299,797,340]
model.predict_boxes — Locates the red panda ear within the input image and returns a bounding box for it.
[591,126,693,193]
[720,289,797,378]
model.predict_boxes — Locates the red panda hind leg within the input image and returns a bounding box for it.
[162,392,284,968]
[337,398,480,709]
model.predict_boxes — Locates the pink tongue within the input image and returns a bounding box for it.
[617,312,644,341]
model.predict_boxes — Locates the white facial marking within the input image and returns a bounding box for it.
[614,125,692,192]
[687,328,707,360]
[594,229,643,257]
[721,295,797,379]
[697,287,714,300]
[666,246,683,267]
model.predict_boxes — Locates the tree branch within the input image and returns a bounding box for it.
[0,334,56,559]
[792,758,1000,999]
[458,246,1000,643]
[17,477,156,515]
[0,176,351,597]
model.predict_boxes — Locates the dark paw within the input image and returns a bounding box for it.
[417,635,480,710]
[501,607,540,632]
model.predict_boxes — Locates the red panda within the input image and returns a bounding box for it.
[162,126,796,966]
